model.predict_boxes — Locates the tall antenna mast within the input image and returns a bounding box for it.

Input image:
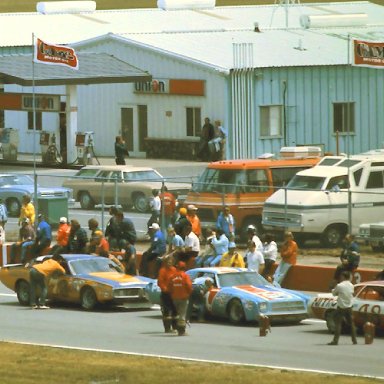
[270,0,301,29]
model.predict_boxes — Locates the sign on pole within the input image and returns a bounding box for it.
[352,39,384,69]
[34,37,79,70]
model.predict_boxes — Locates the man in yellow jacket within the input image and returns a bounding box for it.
[19,195,35,226]
[29,254,66,309]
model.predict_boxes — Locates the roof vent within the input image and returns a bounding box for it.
[300,13,368,29]
[157,0,215,11]
[36,1,96,14]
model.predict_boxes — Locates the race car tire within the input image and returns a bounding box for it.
[16,280,31,306]
[228,299,245,324]
[81,287,98,310]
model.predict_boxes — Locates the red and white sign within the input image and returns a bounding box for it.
[352,39,384,69]
[34,37,79,70]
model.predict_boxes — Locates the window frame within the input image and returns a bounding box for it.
[259,104,283,138]
[186,107,201,137]
[333,102,355,135]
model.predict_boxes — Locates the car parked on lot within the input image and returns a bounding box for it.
[62,165,191,213]
[0,254,153,310]
[358,221,384,252]
[0,173,73,216]
[146,267,309,324]
[309,280,384,332]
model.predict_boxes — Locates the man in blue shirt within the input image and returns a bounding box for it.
[216,205,235,239]
[140,223,167,278]
[31,214,52,258]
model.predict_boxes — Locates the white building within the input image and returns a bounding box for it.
[0,1,384,161]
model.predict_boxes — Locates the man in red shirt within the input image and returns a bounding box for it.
[50,217,71,256]
[167,261,192,336]
[186,205,201,238]
[157,255,177,333]
[160,186,176,229]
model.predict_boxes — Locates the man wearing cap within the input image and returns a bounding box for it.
[174,207,190,237]
[91,230,110,256]
[246,224,263,251]
[167,261,192,336]
[50,217,71,256]
[220,242,245,268]
[10,218,35,264]
[30,214,52,258]
[140,223,166,278]
[186,205,201,238]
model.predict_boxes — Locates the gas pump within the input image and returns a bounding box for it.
[41,131,62,165]
[75,131,99,165]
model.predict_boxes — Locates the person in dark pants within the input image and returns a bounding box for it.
[114,135,129,165]
[328,271,357,346]
[197,117,214,161]
[30,214,52,258]
[186,277,213,322]
[29,254,66,309]
[67,219,88,253]
[105,206,120,249]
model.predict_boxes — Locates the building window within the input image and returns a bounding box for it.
[186,107,201,137]
[260,105,282,137]
[333,102,355,134]
[28,111,42,130]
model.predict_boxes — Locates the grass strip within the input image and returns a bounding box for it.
[0,342,380,384]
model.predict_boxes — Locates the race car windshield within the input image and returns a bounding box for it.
[218,272,270,288]
[70,258,124,275]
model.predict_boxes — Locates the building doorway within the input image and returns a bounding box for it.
[121,105,147,157]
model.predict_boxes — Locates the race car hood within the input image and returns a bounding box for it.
[229,285,303,302]
[80,272,150,288]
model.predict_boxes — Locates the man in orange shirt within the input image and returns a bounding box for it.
[157,255,177,333]
[29,254,66,309]
[186,205,201,238]
[273,231,298,285]
[167,261,192,336]
[50,217,71,256]
[159,186,176,229]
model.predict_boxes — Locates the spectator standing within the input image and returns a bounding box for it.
[158,256,178,333]
[105,206,120,250]
[29,253,66,309]
[140,223,167,278]
[67,219,88,253]
[333,234,360,284]
[208,120,226,161]
[167,226,184,253]
[244,240,265,274]
[30,214,52,258]
[114,135,129,165]
[220,242,245,268]
[273,231,297,285]
[328,271,358,346]
[246,224,263,251]
[216,205,235,240]
[167,261,193,336]
[174,207,190,237]
[10,218,35,264]
[19,195,35,226]
[209,228,229,266]
[186,205,201,238]
[160,186,176,229]
[147,189,161,229]
[0,197,8,231]
[197,117,215,161]
[183,222,200,263]
[50,217,70,256]
[262,233,278,280]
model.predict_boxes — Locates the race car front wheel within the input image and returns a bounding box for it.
[16,280,31,306]
[81,287,98,310]
[228,299,245,324]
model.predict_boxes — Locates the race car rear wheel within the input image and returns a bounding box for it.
[16,280,31,306]
[228,299,245,324]
[81,287,98,310]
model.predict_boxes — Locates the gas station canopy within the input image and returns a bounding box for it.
[0,52,151,86]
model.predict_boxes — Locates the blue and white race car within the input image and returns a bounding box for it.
[146,267,309,324]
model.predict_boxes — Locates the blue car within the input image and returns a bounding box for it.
[146,267,309,324]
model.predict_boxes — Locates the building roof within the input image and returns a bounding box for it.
[1,1,384,71]
[0,52,151,85]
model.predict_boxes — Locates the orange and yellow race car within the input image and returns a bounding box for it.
[0,254,152,310]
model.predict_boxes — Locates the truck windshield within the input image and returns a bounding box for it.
[192,168,269,194]
[287,175,326,190]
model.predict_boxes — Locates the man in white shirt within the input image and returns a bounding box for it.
[328,271,357,345]
[245,240,265,275]
[147,189,161,229]
[182,223,200,264]
[246,225,262,251]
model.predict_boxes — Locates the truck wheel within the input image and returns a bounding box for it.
[79,192,95,210]
[6,198,21,217]
[321,225,346,248]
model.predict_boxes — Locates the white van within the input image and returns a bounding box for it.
[262,153,384,247]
